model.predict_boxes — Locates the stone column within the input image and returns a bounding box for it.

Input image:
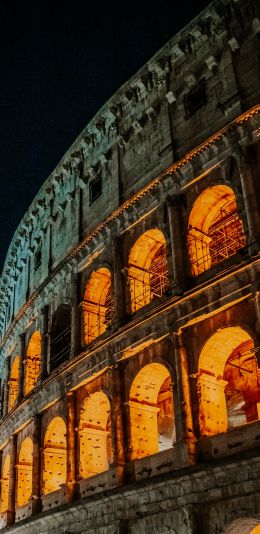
[18,334,26,402]
[7,435,17,526]
[112,237,126,326]
[173,332,195,460]
[40,305,49,380]
[237,147,260,253]
[166,196,185,292]
[110,366,125,473]
[70,274,81,360]
[3,356,11,417]
[66,391,78,501]
[31,414,42,514]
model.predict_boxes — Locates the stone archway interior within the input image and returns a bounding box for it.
[82,268,112,344]
[24,331,41,396]
[188,185,246,276]
[16,437,33,507]
[79,391,112,479]
[0,454,10,513]
[128,228,169,313]
[8,356,19,411]
[42,416,67,495]
[129,362,175,460]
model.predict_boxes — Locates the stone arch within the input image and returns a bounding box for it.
[42,416,67,495]
[16,437,33,507]
[129,363,175,460]
[24,331,41,396]
[50,304,71,372]
[0,455,10,513]
[188,184,246,276]
[8,356,19,411]
[128,228,169,313]
[198,326,260,436]
[78,391,112,479]
[222,517,260,533]
[82,267,113,345]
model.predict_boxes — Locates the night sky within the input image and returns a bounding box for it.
[0,0,210,273]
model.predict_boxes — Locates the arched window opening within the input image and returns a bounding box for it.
[128,229,169,313]
[24,331,41,396]
[223,518,260,534]
[129,363,175,460]
[82,268,113,345]
[0,455,10,513]
[16,437,33,507]
[79,391,112,479]
[42,417,67,495]
[188,185,246,276]
[50,305,71,372]
[198,327,260,437]
[8,356,19,411]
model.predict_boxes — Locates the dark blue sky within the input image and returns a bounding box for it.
[0,0,210,273]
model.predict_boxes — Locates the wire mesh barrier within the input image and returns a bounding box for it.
[128,247,169,312]
[81,291,114,344]
[50,324,71,371]
[188,209,246,276]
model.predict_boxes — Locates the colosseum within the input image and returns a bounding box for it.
[0,1,260,533]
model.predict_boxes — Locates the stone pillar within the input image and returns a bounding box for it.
[31,414,42,514]
[112,237,126,326]
[237,147,260,253]
[166,196,185,292]
[7,435,17,526]
[110,366,125,471]
[173,332,195,459]
[18,334,26,402]
[197,372,228,436]
[40,305,49,380]
[70,274,81,359]
[3,356,11,417]
[66,391,78,501]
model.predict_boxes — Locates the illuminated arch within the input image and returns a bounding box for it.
[8,356,19,411]
[0,455,10,513]
[223,518,260,534]
[198,326,260,436]
[128,229,169,313]
[42,417,67,495]
[24,331,41,395]
[16,437,33,507]
[188,185,246,276]
[79,391,112,479]
[82,267,113,345]
[129,363,175,460]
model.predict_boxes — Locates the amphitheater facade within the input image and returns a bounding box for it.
[0,1,260,533]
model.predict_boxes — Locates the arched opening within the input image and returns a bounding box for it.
[129,363,175,460]
[0,455,10,513]
[79,391,112,479]
[16,437,33,507]
[188,185,246,276]
[128,229,169,313]
[198,326,260,436]
[223,518,260,534]
[24,331,41,395]
[42,417,67,495]
[8,356,19,411]
[50,305,71,372]
[82,268,113,345]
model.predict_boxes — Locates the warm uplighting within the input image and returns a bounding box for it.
[0,455,10,513]
[198,326,260,436]
[42,417,67,495]
[129,363,175,460]
[82,268,113,345]
[24,331,41,396]
[79,391,112,479]
[128,229,169,313]
[8,356,19,411]
[16,437,33,507]
[188,185,246,276]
